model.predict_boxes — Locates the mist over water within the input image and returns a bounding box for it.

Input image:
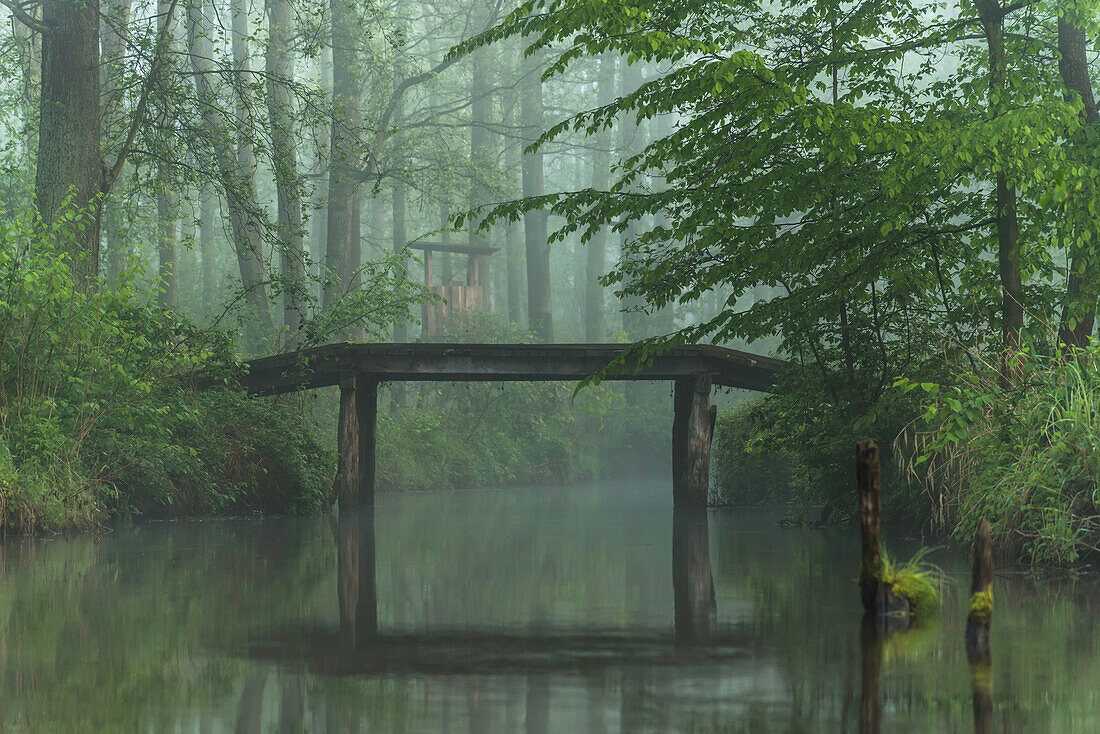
[0,479,1096,732]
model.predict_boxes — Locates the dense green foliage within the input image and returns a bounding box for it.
[711,405,794,507]
[0,213,333,532]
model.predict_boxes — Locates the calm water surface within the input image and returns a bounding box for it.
[1,479,1098,732]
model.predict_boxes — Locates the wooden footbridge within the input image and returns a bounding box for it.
[239,343,783,512]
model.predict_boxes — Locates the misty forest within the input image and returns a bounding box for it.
[3,0,1100,731]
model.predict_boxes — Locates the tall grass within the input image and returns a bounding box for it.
[899,344,1100,565]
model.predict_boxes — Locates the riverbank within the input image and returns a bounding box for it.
[713,343,1100,566]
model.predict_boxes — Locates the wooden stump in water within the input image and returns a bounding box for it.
[966,518,993,661]
[856,440,913,628]
[856,440,883,613]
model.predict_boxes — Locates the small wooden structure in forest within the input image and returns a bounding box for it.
[410,242,499,335]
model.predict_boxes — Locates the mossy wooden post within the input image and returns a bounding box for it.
[673,374,713,510]
[856,440,883,613]
[966,518,993,661]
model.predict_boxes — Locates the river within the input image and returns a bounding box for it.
[0,479,1095,732]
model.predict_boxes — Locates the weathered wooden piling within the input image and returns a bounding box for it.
[335,372,378,515]
[335,373,360,512]
[856,440,883,613]
[966,518,993,661]
[672,374,714,510]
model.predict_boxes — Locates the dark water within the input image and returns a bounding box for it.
[1,480,1098,732]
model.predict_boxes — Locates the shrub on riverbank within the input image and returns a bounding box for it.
[0,214,332,533]
[711,405,795,506]
[712,365,927,522]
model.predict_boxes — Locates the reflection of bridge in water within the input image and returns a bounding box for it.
[239,342,784,514]
[250,508,729,675]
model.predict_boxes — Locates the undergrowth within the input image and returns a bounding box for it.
[0,209,332,533]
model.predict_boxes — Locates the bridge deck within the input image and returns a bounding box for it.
[242,342,783,394]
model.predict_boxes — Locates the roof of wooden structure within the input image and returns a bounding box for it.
[235,342,785,394]
[407,242,499,255]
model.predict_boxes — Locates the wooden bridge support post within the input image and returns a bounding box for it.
[673,374,714,510]
[335,373,378,515]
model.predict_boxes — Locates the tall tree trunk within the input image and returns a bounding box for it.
[392,71,408,344]
[502,81,524,324]
[323,0,362,325]
[392,179,408,339]
[36,0,106,288]
[311,44,332,300]
[321,0,365,341]
[618,58,646,340]
[199,185,216,310]
[187,0,272,335]
[1058,8,1100,349]
[231,0,274,335]
[521,45,552,342]
[649,105,675,334]
[156,0,176,307]
[586,53,614,342]
[266,0,306,330]
[179,199,196,308]
[157,189,177,306]
[975,0,1023,357]
[468,18,494,308]
[100,0,131,284]
[440,203,453,285]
